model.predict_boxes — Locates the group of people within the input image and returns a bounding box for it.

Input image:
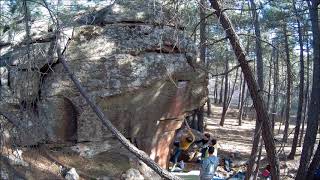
[169,124,220,180]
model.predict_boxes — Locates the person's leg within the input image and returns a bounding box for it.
[171,148,182,171]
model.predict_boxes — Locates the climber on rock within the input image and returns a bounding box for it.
[194,132,211,160]
[170,121,195,172]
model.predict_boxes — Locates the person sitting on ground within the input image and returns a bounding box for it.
[170,125,195,172]
[200,146,219,180]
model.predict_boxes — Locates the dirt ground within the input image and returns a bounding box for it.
[202,104,304,180]
[2,104,313,180]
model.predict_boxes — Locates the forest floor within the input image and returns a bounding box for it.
[3,104,313,180]
[174,104,306,180]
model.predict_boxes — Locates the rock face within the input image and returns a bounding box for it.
[0,0,207,170]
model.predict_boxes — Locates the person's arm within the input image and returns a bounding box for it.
[187,129,195,142]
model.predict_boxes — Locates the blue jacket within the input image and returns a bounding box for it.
[200,156,219,180]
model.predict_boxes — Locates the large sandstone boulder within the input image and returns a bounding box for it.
[0,0,207,169]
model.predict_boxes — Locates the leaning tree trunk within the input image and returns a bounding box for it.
[296,1,320,179]
[208,1,280,179]
[288,0,304,159]
[282,24,292,143]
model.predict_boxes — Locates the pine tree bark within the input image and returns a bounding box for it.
[299,34,310,147]
[271,48,279,134]
[208,1,280,179]
[296,1,320,179]
[238,72,243,109]
[238,74,246,126]
[214,75,218,103]
[219,76,224,104]
[267,59,272,112]
[282,24,292,143]
[288,0,304,159]
[220,57,229,126]
[199,0,210,118]
[246,0,265,178]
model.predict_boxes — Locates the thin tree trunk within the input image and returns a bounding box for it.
[238,74,246,126]
[214,75,218,103]
[267,59,272,112]
[199,0,210,118]
[220,57,229,126]
[246,122,262,180]
[271,48,279,134]
[296,1,320,179]
[288,0,304,159]
[219,76,224,104]
[282,24,292,143]
[238,72,243,109]
[209,1,280,179]
[299,35,310,147]
[253,139,263,180]
[246,0,265,178]
[220,64,240,126]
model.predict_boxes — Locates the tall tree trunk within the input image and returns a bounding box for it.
[209,1,280,179]
[199,0,210,117]
[296,1,320,179]
[299,34,310,147]
[267,58,272,112]
[214,75,218,103]
[282,24,292,143]
[246,0,265,178]
[238,74,246,126]
[219,76,224,104]
[288,0,304,159]
[220,57,229,126]
[271,48,279,134]
[199,0,208,119]
[238,72,243,109]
